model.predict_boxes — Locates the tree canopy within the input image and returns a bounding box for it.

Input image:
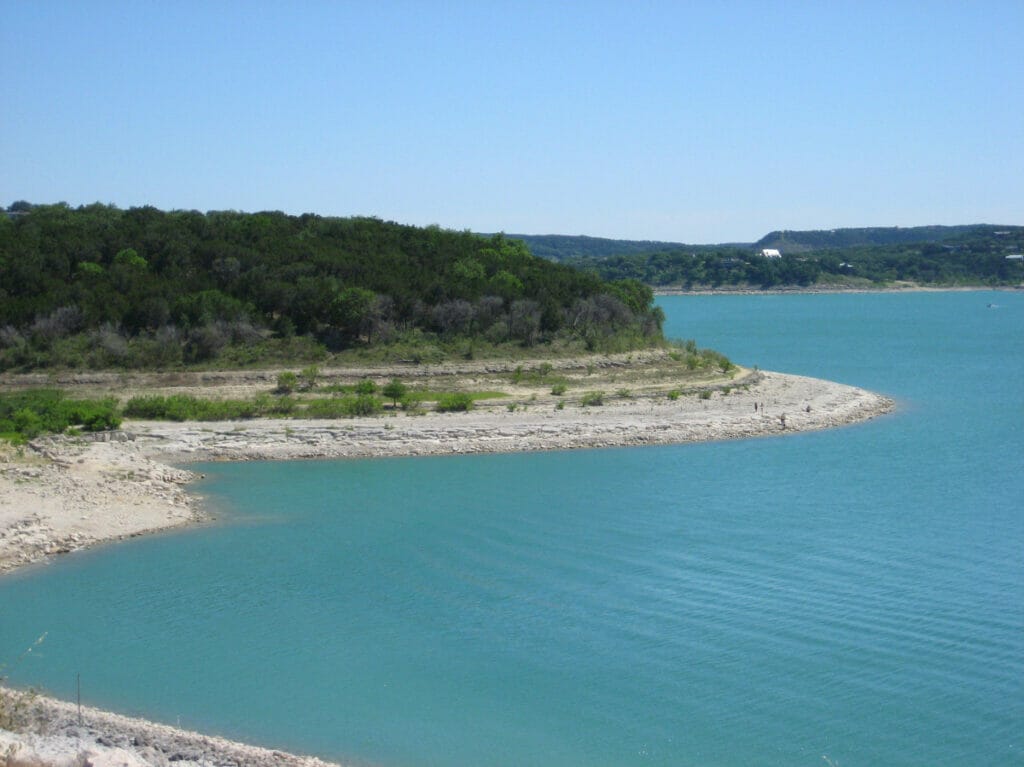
[556,226,1024,289]
[0,203,664,370]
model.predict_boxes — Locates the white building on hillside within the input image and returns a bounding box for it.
[760,248,782,258]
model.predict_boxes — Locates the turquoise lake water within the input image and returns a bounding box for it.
[2,291,1022,766]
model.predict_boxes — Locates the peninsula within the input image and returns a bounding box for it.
[1,350,894,576]
[1,353,893,765]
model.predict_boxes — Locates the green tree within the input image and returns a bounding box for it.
[382,378,408,407]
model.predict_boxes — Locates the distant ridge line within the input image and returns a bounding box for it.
[505,224,1022,261]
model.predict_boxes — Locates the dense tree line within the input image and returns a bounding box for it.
[752,224,1014,252]
[561,228,1024,289]
[508,234,697,261]
[0,203,664,371]
[566,249,824,288]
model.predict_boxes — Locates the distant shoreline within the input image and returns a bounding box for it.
[654,284,1020,296]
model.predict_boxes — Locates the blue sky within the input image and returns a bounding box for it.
[2,1,1021,242]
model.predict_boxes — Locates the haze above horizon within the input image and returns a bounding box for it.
[3,2,1021,243]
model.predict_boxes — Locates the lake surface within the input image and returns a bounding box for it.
[2,291,1022,767]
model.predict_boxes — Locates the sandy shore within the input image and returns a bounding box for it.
[1,366,894,765]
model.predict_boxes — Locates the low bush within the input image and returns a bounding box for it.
[435,393,474,412]
[0,390,120,440]
[299,366,320,391]
[304,395,382,418]
[354,379,378,395]
[275,371,299,394]
[580,391,604,407]
[343,395,383,417]
[122,395,259,421]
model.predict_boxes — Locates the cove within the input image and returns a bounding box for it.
[2,291,1022,767]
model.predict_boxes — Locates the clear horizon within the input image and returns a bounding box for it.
[3,2,1021,243]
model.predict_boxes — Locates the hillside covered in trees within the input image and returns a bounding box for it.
[0,203,664,371]
[550,225,1024,289]
[752,224,1003,253]
[506,234,695,261]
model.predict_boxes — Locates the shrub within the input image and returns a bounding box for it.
[699,348,734,373]
[344,394,383,416]
[254,394,297,417]
[12,408,43,439]
[62,398,122,431]
[122,395,258,421]
[699,390,712,400]
[399,395,422,413]
[276,371,299,394]
[354,379,377,395]
[0,390,121,439]
[435,393,474,412]
[550,383,567,396]
[299,365,320,391]
[305,395,382,418]
[300,398,348,418]
[667,389,681,401]
[580,391,604,407]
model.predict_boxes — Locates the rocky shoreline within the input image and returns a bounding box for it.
[1,689,341,767]
[1,367,895,766]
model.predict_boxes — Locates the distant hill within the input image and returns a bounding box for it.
[544,224,1024,290]
[753,225,1009,253]
[509,225,1023,262]
[507,234,694,261]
